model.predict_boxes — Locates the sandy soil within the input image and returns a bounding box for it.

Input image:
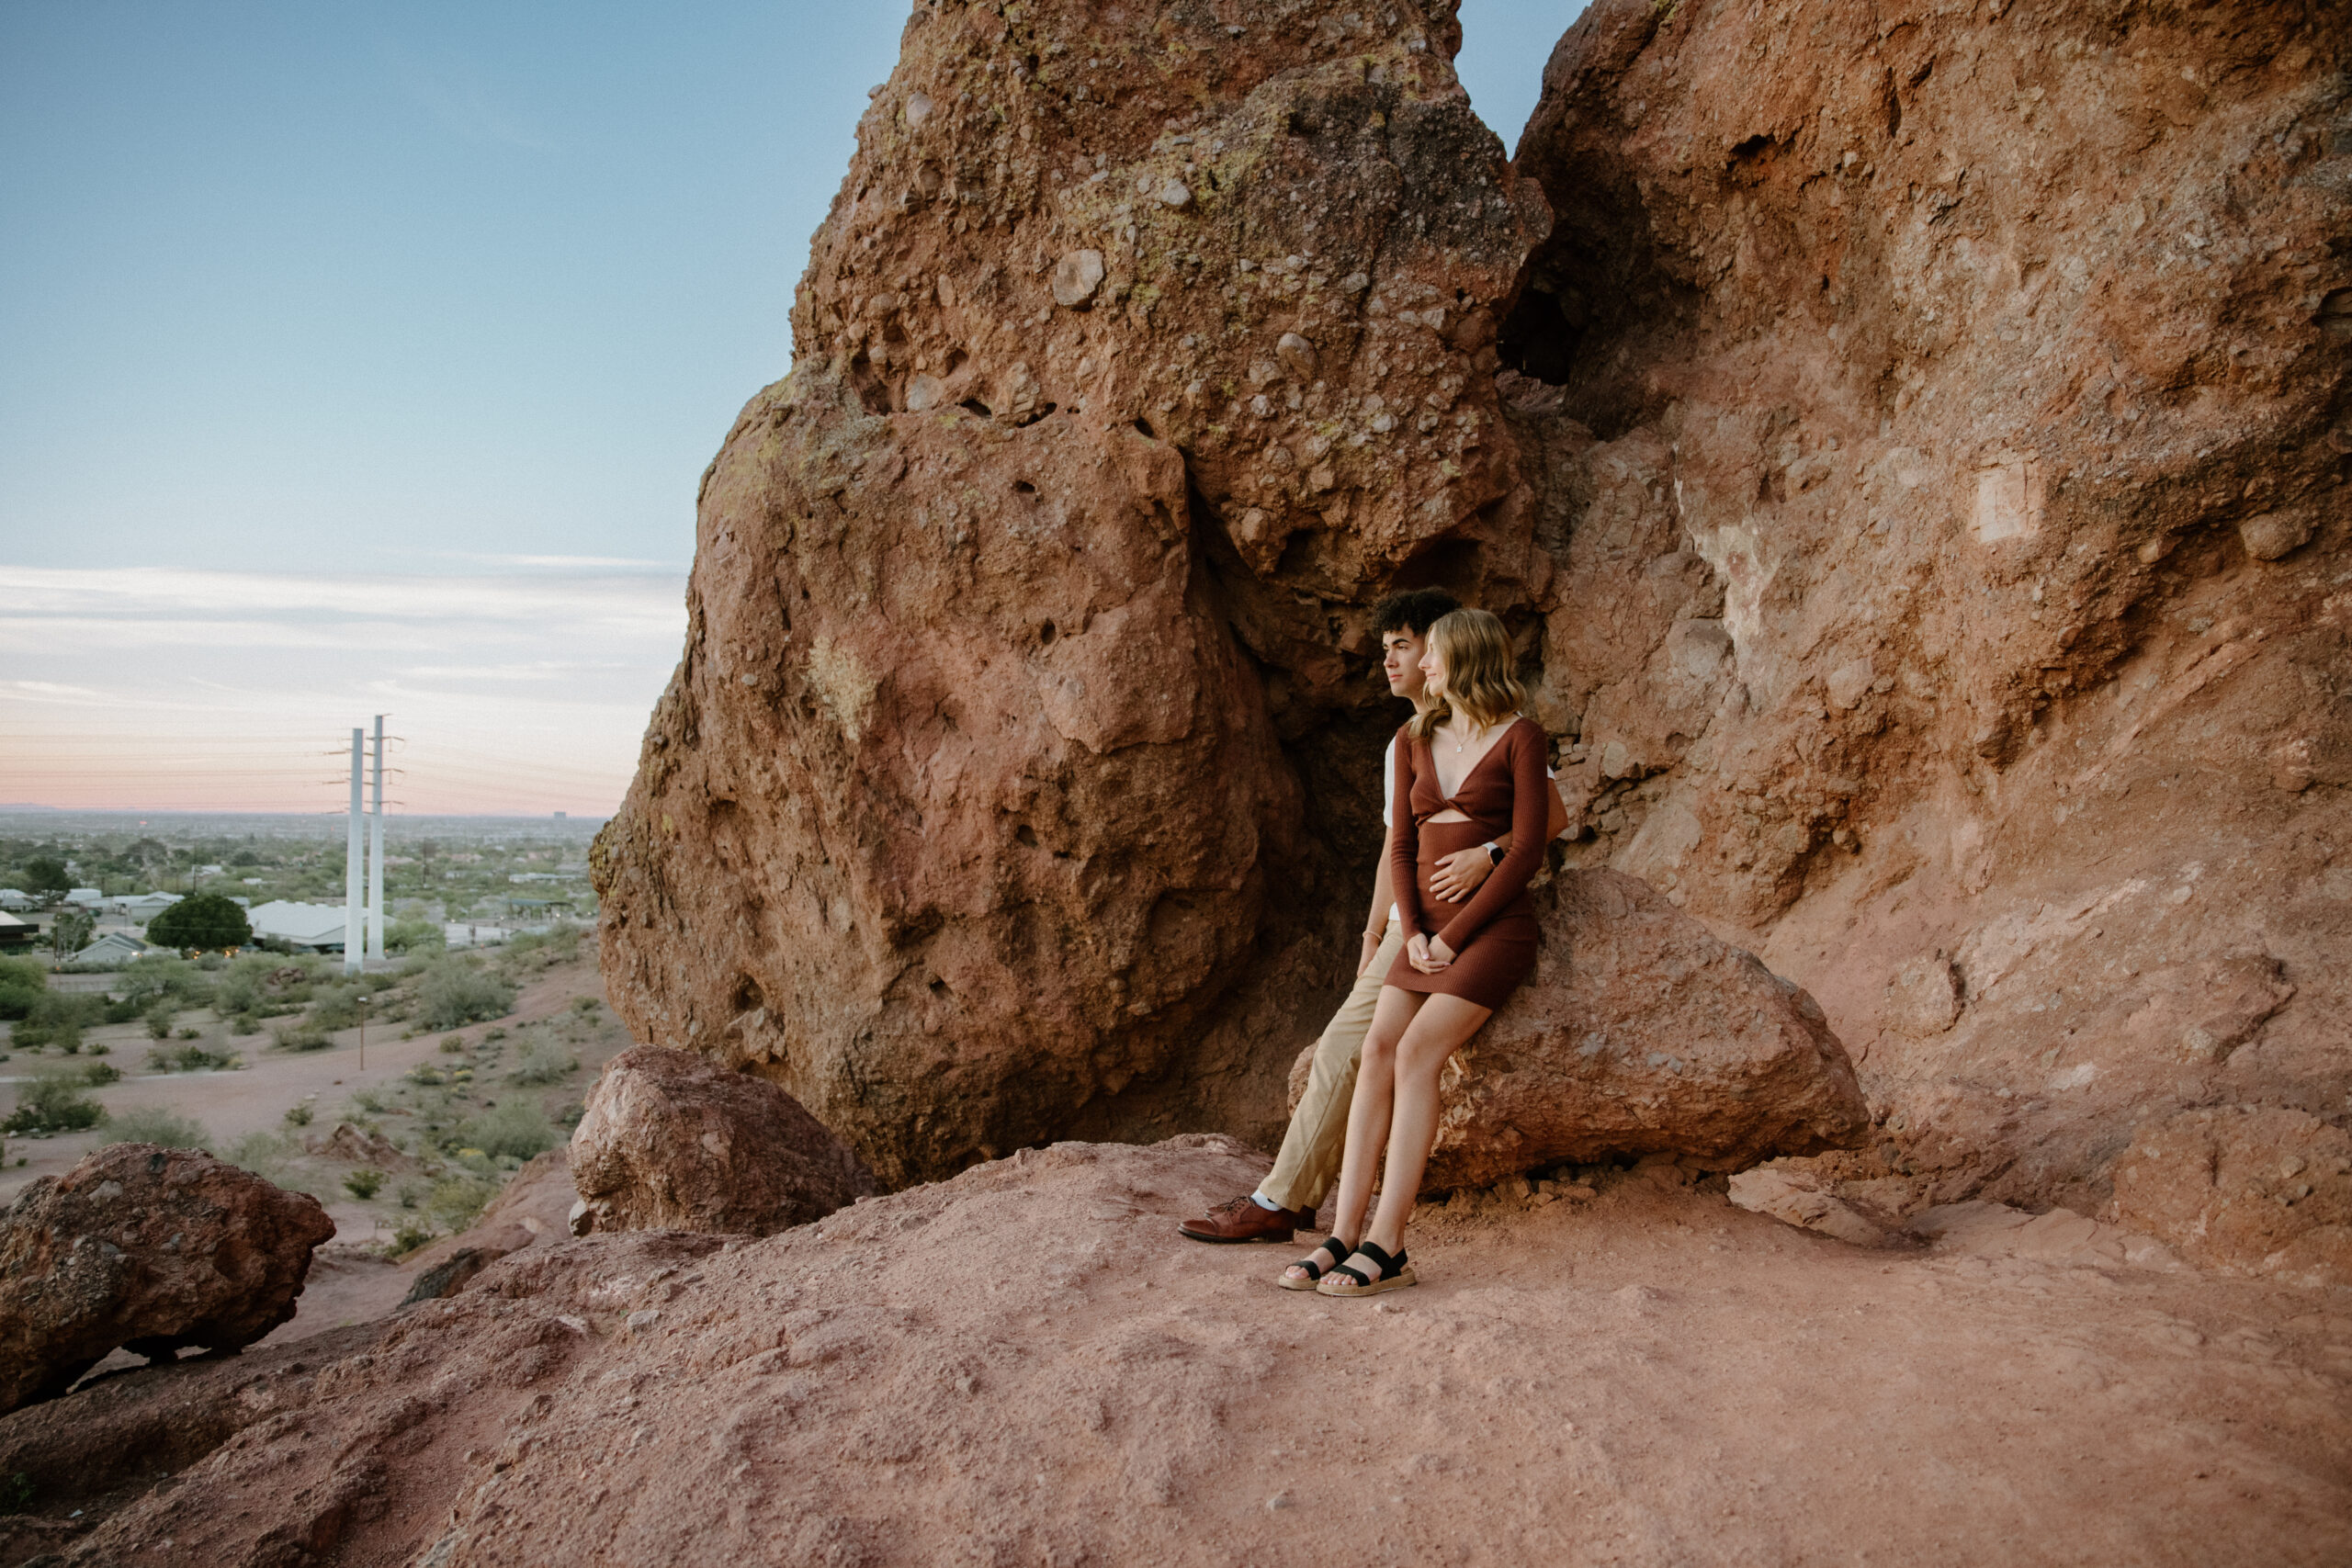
[0,956,609,1215]
[13,1136,2346,1567]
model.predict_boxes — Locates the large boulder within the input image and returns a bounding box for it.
[592,0,1552,1188]
[570,1046,876,1235]
[0,1143,335,1413]
[1295,871,1871,1191]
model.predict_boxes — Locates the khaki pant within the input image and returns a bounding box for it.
[1258,920,1403,1214]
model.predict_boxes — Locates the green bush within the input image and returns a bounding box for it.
[414,960,515,1031]
[229,1011,261,1035]
[284,1101,314,1126]
[147,1043,239,1073]
[220,1130,300,1186]
[0,955,46,1021]
[143,998,176,1040]
[424,1173,501,1233]
[454,1100,559,1161]
[118,956,214,1010]
[505,1039,578,1086]
[344,1168,384,1201]
[389,1220,435,1255]
[5,1074,104,1134]
[102,1106,209,1150]
[271,1019,330,1052]
[145,892,254,953]
[79,1060,121,1086]
[384,917,445,956]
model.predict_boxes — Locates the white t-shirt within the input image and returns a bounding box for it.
[1379,728,1560,930]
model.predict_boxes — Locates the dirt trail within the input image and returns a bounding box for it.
[12,1138,2346,1566]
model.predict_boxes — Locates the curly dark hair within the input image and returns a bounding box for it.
[1369,589,1463,638]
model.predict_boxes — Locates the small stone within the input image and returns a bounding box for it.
[1156,177,1193,208]
[1051,249,1106,308]
[904,374,948,413]
[568,1198,593,1237]
[1266,1492,1295,1511]
[2239,511,2313,561]
[1276,332,1318,379]
[626,1309,661,1333]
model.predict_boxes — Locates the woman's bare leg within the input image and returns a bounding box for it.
[1316,987,1424,1257]
[1362,994,1493,1258]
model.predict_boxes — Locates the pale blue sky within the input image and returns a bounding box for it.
[0,1,1579,812]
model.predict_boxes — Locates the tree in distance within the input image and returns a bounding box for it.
[147,892,254,953]
[21,858,69,897]
[47,910,93,968]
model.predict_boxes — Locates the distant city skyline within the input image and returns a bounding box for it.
[1,2,1570,814]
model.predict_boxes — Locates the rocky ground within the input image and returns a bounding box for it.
[1,1138,2346,1566]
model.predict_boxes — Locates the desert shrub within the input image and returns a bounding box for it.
[438,1033,468,1054]
[307,981,368,1032]
[344,1168,383,1201]
[174,1026,200,1040]
[384,917,444,955]
[220,1130,302,1186]
[271,1018,330,1052]
[414,960,515,1031]
[395,1179,427,1209]
[389,1220,434,1255]
[407,1064,446,1087]
[454,1100,557,1161]
[571,996,601,1015]
[424,1174,500,1233]
[101,997,142,1025]
[11,990,105,1051]
[0,955,45,1021]
[102,1106,209,1150]
[5,1074,104,1134]
[78,1060,121,1086]
[143,998,176,1040]
[229,1011,260,1035]
[118,956,214,1010]
[284,1101,314,1126]
[146,1043,239,1073]
[505,1039,578,1086]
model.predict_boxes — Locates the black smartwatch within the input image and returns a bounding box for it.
[1485,841,1504,866]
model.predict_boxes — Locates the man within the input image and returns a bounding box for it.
[1179,589,1569,1243]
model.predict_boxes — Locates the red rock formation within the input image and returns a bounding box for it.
[570,1046,876,1235]
[2109,1103,2352,1285]
[1502,0,2351,1266]
[594,0,1550,1186]
[0,1144,335,1413]
[595,0,2350,1276]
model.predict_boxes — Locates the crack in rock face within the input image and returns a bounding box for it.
[595,0,2351,1272]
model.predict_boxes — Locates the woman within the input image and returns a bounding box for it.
[1282,607,1549,1297]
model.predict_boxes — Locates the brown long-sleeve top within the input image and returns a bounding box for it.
[1389,716,1551,955]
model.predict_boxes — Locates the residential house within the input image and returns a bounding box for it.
[70,931,151,967]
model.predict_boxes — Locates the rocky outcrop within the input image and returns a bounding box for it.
[1500,0,2350,1245]
[593,0,1550,1186]
[2109,1104,2352,1286]
[596,0,2349,1259]
[0,1144,335,1413]
[570,1046,876,1235]
[1289,869,1869,1190]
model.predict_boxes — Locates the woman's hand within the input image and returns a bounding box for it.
[1429,846,1496,902]
[1407,932,1453,974]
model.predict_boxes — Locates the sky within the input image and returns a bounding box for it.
[0,1,1578,817]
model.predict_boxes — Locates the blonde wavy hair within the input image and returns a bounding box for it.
[1407,608,1527,741]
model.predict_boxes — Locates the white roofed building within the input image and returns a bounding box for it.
[245,900,348,953]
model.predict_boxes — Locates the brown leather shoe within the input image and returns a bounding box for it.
[1178,1195,1311,1244]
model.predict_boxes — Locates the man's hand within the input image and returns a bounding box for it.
[1429,845,1495,902]
[1356,930,1386,978]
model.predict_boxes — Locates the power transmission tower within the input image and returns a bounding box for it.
[344,727,364,976]
[368,714,386,963]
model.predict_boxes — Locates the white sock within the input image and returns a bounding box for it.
[1249,1191,1283,1212]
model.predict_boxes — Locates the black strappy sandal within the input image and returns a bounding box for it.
[1278,1235,1354,1292]
[1316,1240,1418,1298]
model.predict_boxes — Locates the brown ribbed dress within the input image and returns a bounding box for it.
[1383,716,1548,1010]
